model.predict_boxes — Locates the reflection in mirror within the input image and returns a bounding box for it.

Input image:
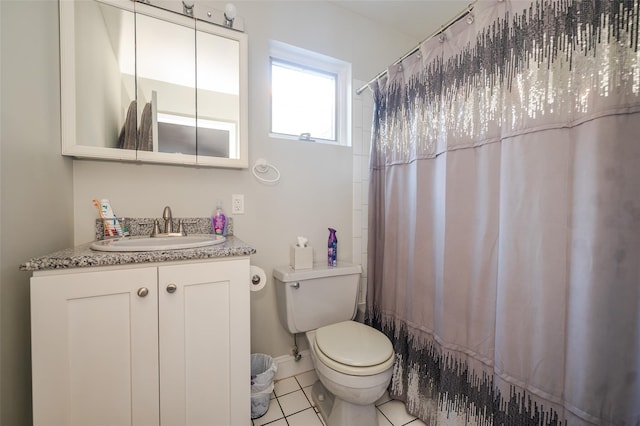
[196,26,241,159]
[136,11,196,156]
[73,1,136,152]
[156,114,236,157]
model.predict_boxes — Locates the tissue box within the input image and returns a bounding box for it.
[290,245,313,270]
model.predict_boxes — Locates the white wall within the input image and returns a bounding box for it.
[352,80,374,307]
[73,1,414,359]
[0,2,74,425]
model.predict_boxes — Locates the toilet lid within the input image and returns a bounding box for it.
[315,321,394,368]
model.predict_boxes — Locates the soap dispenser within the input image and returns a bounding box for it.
[212,200,227,236]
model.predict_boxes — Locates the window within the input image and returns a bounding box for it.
[269,40,351,146]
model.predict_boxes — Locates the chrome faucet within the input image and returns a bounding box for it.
[150,206,186,237]
[163,206,173,234]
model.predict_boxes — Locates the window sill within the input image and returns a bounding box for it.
[269,132,351,147]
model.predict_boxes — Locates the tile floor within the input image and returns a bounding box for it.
[252,369,427,426]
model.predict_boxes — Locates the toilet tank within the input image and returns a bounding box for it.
[273,263,362,334]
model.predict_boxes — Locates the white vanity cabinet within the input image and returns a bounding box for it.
[30,257,251,426]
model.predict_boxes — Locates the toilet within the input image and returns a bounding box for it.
[274,263,395,426]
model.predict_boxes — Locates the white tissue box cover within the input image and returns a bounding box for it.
[290,246,313,270]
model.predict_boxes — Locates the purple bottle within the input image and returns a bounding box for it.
[328,228,337,267]
[212,200,226,236]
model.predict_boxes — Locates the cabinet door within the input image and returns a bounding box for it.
[158,258,250,426]
[31,267,160,426]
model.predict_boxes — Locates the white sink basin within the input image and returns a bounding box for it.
[90,235,226,252]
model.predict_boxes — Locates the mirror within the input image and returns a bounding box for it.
[60,0,248,168]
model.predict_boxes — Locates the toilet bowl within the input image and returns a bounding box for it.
[306,321,394,426]
[273,263,395,426]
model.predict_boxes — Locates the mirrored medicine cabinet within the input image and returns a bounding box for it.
[60,0,248,168]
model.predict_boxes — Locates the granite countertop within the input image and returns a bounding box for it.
[20,235,256,272]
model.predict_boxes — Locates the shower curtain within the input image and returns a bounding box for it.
[365,1,640,424]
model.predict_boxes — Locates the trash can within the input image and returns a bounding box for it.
[250,353,277,419]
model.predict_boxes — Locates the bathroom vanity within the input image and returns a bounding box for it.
[22,236,255,426]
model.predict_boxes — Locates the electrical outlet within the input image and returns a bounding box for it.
[231,194,244,214]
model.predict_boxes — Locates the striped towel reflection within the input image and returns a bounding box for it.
[118,100,137,150]
[138,102,153,152]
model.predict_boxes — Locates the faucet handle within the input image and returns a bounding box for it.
[151,219,161,237]
[177,220,187,236]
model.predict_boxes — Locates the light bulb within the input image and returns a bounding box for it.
[224,3,237,21]
[182,0,194,16]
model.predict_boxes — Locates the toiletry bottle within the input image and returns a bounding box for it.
[94,199,124,237]
[328,228,337,267]
[213,200,227,236]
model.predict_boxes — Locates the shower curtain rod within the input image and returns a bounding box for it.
[355,1,478,95]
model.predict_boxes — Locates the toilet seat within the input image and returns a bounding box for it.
[313,321,394,376]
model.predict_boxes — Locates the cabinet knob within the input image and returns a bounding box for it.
[166,283,177,293]
[137,287,149,298]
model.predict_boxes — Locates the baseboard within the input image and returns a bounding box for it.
[273,349,314,380]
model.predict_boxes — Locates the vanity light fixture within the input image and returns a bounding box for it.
[182,0,194,16]
[136,0,243,31]
[224,3,237,27]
